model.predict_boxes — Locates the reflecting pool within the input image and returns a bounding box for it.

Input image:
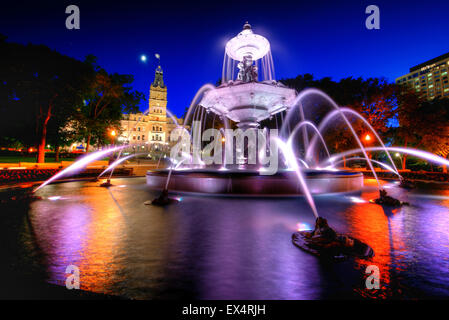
[3,178,449,299]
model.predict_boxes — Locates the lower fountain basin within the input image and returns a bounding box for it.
[146,169,363,196]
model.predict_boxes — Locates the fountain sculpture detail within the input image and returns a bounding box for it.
[146,22,364,202]
[200,22,296,129]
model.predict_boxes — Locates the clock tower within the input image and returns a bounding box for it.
[148,65,167,141]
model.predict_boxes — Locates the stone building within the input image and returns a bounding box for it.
[120,65,185,149]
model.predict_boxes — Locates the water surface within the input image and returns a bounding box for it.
[5,178,449,299]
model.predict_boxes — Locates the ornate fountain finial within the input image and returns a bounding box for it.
[226,22,269,62]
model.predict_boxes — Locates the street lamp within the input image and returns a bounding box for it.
[364,134,372,142]
[109,129,117,146]
[395,152,404,170]
[362,133,372,170]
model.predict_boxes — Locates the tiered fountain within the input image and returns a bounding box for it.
[28,22,449,262]
[146,22,364,199]
[33,23,449,209]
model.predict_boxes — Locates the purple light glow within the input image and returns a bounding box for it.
[327,147,449,168]
[275,138,319,218]
[34,146,126,192]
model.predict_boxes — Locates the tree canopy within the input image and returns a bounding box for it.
[0,36,143,161]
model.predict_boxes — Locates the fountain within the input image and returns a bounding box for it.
[30,22,449,210]
[146,23,365,202]
[5,23,449,298]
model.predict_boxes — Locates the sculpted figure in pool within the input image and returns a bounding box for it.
[292,217,374,261]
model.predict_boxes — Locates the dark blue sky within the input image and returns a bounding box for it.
[1,0,448,117]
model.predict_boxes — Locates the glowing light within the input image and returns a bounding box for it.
[348,196,366,203]
[395,153,401,158]
[110,130,116,137]
[364,134,371,142]
[328,147,449,168]
[48,196,61,201]
[225,23,270,61]
[33,146,125,192]
[276,138,319,219]
[140,55,147,62]
[221,137,226,142]
[296,222,311,231]
[98,153,146,178]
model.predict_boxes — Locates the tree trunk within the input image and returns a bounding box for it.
[402,137,408,170]
[365,152,372,170]
[36,104,52,163]
[402,155,407,170]
[37,133,46,163]
[55,145,60,162]
[86,133,91,153]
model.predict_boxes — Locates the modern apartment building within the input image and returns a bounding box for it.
[395,52,449,100]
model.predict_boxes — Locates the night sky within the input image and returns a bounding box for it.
[1,0,448,117]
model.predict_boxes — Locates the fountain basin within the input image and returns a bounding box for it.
[146,169,363,196]
[199,81,296,127]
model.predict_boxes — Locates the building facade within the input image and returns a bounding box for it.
[120,65,184,149]
[396,52,449,100]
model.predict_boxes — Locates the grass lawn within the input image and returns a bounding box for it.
[0,155,79,163]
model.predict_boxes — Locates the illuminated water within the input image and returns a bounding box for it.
[2,178,449,299]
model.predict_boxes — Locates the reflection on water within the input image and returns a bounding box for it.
[21,178,449,299]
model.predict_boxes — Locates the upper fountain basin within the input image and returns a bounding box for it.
[199,81,296,126]
[225,25,270,61]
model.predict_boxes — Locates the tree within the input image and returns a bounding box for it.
[396,89,449,170]
[280,75,398,158]
[0,37,92,162]
[73,59,143,152]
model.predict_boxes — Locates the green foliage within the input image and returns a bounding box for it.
[0,37,143,156]
[0,38,92,152]
[72,61,143,150]
[396,89,449,156]
[280,75,398,155]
